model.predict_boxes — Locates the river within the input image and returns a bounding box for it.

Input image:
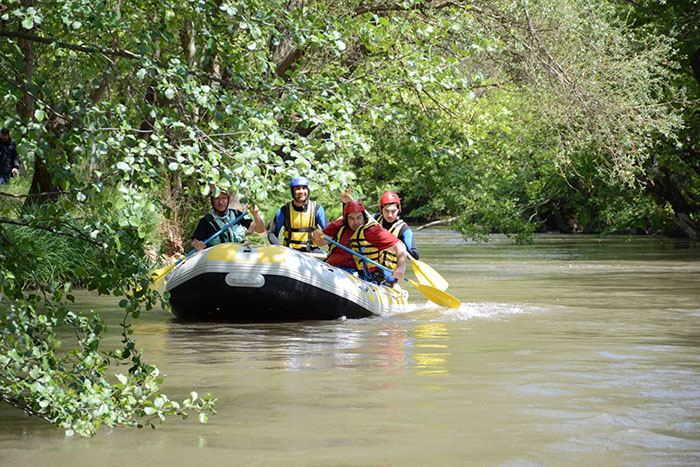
[1,230,699,466]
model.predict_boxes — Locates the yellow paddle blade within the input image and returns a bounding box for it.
[125,262,177,297]
[409,256,449,291]
[150,273,166,291]
[407,279,461,309]
[149,263,176,290]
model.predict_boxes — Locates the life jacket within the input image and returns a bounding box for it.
[328,218,381,275]
[282,200,319,251]
[205,209,247,245]
[376,215,407,270]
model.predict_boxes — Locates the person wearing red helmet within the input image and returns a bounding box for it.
[375,191,419,269]
[191,185,264,251]
[312,200,407,284]
[268,176,329,254]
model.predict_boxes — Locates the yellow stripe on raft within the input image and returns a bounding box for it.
[206,243,291,263]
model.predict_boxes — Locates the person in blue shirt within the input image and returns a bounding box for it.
[268,176,328,254]
[373,191,419,269]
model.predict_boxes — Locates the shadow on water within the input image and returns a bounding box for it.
[164,318,363,366]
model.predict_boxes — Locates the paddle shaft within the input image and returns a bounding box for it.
[176,210,249,266]
[321,233,461,308]
[322,234,400,278]
[338,188,452,298]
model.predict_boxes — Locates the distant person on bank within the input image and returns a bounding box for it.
[191,186,265,251]
[0,128,20,185]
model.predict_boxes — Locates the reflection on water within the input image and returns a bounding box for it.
[412,322,450,376]
[1,232,700,465]
[166,321,368,370]
[164,319,454,376]
[162,317,459,377]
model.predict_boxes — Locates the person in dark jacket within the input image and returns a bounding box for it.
[0,128,20,185]
[191,186,265,251]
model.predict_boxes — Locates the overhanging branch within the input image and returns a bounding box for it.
[0,30,145,60]
[0,190,64,199]
[0,30,258,94]
[0,219,102,246]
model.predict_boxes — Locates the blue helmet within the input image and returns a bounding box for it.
[290,176,310,196]
[290,176,310,189]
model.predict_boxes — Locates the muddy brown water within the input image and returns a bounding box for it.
[1,231,699,465]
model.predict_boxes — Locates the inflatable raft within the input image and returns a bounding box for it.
[166,243,409,322]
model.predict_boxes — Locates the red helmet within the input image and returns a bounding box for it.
[343,201,368,224]
[344,201,366,216]
[379,191,401,212]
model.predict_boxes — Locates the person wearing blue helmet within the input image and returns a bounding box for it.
[268,176,328,254]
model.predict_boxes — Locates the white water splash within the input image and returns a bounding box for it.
[436,301,549,321]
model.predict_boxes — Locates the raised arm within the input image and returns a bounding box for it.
[249,205,265,234]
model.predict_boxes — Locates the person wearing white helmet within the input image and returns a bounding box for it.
[268,176,328,254]
[191,186,264,251]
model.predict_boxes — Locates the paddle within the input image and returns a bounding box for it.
[341,188,449,291]
[321,234,461,309]
[407,253,449,291]
[149,211,249,289]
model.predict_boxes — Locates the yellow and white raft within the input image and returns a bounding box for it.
[166,243,408,321]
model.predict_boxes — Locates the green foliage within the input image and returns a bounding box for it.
[611,0,700,239]
[0,301,215,437]
[2,205,106,287]
[352,0,689,241]
[0,189,215,436]
[0,0,696,436]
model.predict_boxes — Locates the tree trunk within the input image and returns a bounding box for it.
[17,0,59,203]
[674,212,700,240]
[272,0,306,79]
[646,168,700,240]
